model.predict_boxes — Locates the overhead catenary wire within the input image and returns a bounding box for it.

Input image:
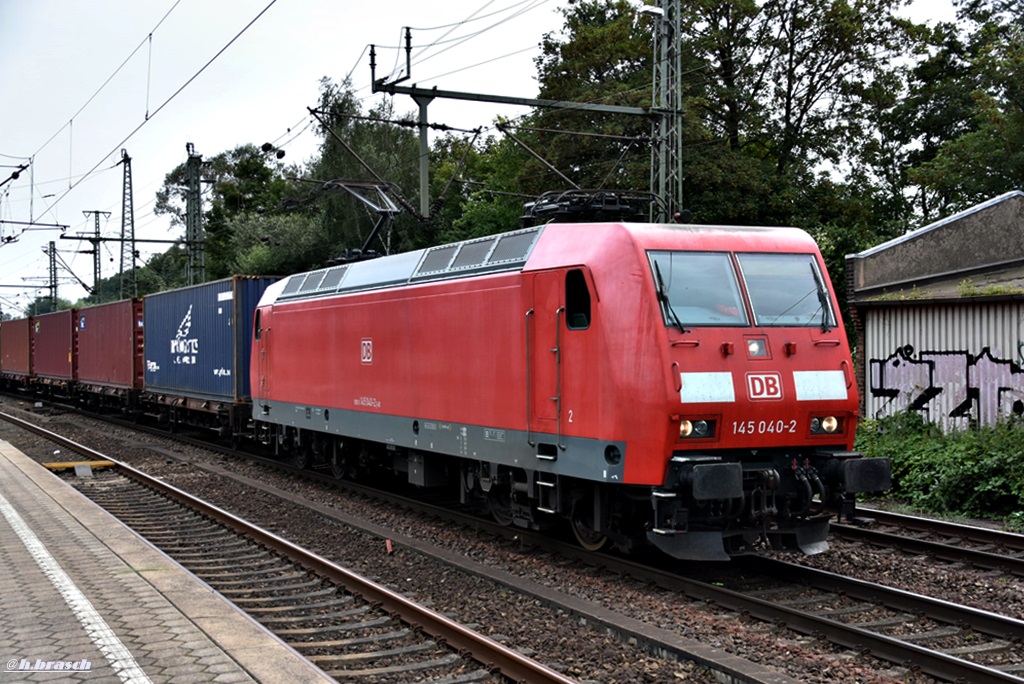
[377,0,552,84]
[9,0,580,303]
[34,0,281,226]
[28,0,184,162]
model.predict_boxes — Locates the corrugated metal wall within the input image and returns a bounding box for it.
[144,276,276,402]
[0,318,32,377]
[863,301,1024,431]
[32,309,74,380]
[76,299,142,388]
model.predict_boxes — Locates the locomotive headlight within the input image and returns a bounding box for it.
[679,419,715,439]
[746,337,769,357]
[811,416,840,434]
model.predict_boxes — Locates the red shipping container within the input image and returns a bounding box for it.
[0,317,32,377]
[76,299,143,389]
[32,309,75,380]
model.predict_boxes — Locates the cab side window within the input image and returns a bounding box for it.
[565,269,591,330]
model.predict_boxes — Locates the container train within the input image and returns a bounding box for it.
[0,213,890,561]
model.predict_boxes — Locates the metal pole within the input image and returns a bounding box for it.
[82,210,110,300]
[413,94,434,217]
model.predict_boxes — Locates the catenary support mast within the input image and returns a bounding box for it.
[119,149,137,298]
[185,143,205,285]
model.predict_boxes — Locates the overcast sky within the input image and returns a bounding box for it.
[0,0,953,313]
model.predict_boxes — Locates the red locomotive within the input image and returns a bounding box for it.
[0,194,890,561]
[250,215,890,560]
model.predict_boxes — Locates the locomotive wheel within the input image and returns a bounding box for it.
[488,486,514,527]
[330,443,351,479]
[291,444,311,470]
[570,504,608,552]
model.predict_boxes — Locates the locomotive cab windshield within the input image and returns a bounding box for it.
[647,250,837,329]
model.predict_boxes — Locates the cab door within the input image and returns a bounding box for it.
[253,306,271,402]
[528,271,563,446]
[527,267,595,452]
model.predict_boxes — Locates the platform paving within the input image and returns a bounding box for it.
[0,439,334,684]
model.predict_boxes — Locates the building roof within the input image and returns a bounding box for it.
[847,190,1024,304]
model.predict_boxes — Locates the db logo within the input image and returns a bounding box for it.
[746,372,782,400]
[360,338,373,365]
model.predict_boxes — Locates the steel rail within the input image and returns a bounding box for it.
[851,507,1024,549]
[0,410,577,684]
[704,556,1024,684]
[831,521,1024,576]
[743,555,1024,642]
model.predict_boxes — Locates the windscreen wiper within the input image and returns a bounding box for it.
[809,263,833,333]
[654,261,689,333]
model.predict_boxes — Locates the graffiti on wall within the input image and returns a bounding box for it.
[869,344,1024,428]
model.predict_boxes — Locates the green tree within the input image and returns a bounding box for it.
[870,20,981,223]
[908,0,1024,212]
[525,0,658,196]
[226,212,327,275]
[309,78,426,258]
[526,0,909,228]
[154,144,300,280]
[26,296,74,315]
[428,132,533,242]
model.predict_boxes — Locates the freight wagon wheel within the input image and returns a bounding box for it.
[570,502,608,552]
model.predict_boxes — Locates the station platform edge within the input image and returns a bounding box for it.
[0,439,333,684]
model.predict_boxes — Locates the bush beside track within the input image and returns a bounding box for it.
[857,411,1024,531]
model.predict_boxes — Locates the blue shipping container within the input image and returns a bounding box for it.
[143,276,277,402]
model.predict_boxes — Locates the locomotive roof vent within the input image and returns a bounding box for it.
[274,227,542,302]
[279,265,350,300]
[298,269,329,293]
[411,227,541,282]
[280,274,305,298]
[522,189,650,227]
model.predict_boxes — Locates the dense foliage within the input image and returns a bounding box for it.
[857,412,1024,530]
[63,0,1023,319]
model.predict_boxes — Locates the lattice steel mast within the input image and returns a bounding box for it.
[185,142,205,285]
[119,149,137,298]
[648,0,683,222]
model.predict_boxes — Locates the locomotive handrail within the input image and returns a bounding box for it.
[525,308,535,447]
[555,306,565,451]
[841,359,853,388]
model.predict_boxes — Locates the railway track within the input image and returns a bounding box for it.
[130,434,1024,683]
[0,410,575,684]
[832,507,1024,576]
[722,556,1024,683]
[7,404,1024,683]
